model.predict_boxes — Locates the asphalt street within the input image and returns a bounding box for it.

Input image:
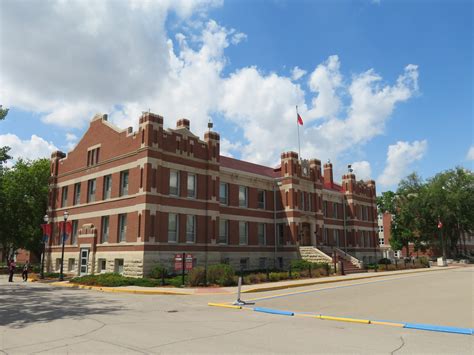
[0,267,472,354]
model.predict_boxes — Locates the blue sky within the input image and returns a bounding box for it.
[0,0,472,193]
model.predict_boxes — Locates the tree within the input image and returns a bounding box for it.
[0,105,11,164]
[0,159,50,257]
[376,191,396,214]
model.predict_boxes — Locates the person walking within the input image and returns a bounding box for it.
[8,258,16,282]
[22,261,30,282]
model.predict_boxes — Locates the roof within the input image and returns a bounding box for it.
[220,156,279,178]
[323,182,342,192]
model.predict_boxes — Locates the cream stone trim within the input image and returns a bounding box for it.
[51,203,148,222]
[87,144,101,151]
[219,214,274,224]
[346,199,375,207]
[96,242,146,246]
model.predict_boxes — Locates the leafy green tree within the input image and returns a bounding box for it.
[0,159,50,257]
[376,190,396,214]
[0,105,11,164]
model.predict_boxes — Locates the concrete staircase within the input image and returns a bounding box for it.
[315,246,367,275]
[299,246,333,264]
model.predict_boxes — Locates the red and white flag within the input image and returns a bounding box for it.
[297,113,304,126]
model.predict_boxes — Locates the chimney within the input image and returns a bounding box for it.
[323,160,333,187]
[176,118,190,130]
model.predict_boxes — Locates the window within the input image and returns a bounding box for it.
[169,170,179,196]
[323,201,328,217]
[333,203,338,219]
[61,186,68,207]
[239,221,248,244]
[259,257,267,270]
[240,258,249,270]
[277,223,285,245]
[118,214,127,242]
[324,228,328,244]
[55,258,61,271]
[87,179,96,202]
[258,223,266,245]
[68,258,75,272]
[101,216,109,243]
[186,215,196,243]
[114,259,124,274]
[257,190,265,209]
[168,213,178,242]
[278,257,284,269]
[218,219,228,244]
[98,259,107,273]
[379,237,385,245]
[239,186,248,207]
[103,175,112,200]
[219,182,228,205]
[71,220,78,245]
[308,193,312,211]
[87,147,100,167]
[334,229,339,246]
[187,174,196,198]
[120,171,129,196]
[73,183,81,205]
[301,192,305,210]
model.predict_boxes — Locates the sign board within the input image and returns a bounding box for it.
[174,253,194,271]
[185,254,193,270]
[174,254,183,271]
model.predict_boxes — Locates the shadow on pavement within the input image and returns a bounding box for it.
[0,282,122,329]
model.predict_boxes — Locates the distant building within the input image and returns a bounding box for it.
[45,113,380,277]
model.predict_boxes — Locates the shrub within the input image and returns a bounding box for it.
[418,257,430,267]
[269,272,281,282]
[149,264,168,279]
[188,267,206,286]
[243,276,251,285]
[291,259,312,271]
[256,273,267,283]
[248,273,260,284]
[290,271,300,279]
[207,263,235,286]
[378,258,391,265]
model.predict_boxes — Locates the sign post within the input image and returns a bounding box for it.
[181,252,185,286]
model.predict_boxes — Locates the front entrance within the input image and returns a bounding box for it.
[80,248,89,275]
[301,223,311,246]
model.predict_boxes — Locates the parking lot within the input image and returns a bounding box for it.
[0,267,472,354]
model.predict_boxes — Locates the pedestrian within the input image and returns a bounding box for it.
[8,258,16,282]
[22,261,30,282]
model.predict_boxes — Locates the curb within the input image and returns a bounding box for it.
[49,282,192,295]
[241,267,457,293]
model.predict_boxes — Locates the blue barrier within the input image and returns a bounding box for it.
[254,307,294,316]
[404,323,473,335]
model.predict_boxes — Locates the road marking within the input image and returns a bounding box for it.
[320,315,370,324]
[208,303,242,309]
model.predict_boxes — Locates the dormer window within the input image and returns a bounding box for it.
[87,146,100,167]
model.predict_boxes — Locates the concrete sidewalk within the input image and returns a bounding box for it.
[35,266,460,296]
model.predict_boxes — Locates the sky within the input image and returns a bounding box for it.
[0,0,472,193]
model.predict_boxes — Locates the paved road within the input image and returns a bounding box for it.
[0,267,472,354]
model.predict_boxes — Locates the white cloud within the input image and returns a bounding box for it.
[467,146,474,160]
[0,134,58,166]
[0,1,419,180]
[351,161,372,180]
[291,66,307,81]
[220,138,243,158]
[378,140,427,187]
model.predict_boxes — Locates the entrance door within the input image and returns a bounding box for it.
[80,248,89,275]
[302,223,311,246]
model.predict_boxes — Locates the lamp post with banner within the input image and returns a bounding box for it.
[59,211,69,281]
[40,214,51,279]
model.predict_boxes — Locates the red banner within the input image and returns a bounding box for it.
[40,223,51,236]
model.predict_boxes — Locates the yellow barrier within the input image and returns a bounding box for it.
[370,320,405,327]
[208,303,242,309]
[320,315,370,324]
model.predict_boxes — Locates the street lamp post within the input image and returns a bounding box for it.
[41,214,49,279]
[59,211,69,281]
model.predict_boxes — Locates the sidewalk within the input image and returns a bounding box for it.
[36,265,461,296]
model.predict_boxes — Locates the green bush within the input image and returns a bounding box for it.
[70,273,161,287]
[167,275,187,287]
[269,272,281,282]
[207,264,235,286]
[247,273,260,284]
[149,264,168,279]
[188,267,206,286]
[378,258,391,265]
[417,257,430,267]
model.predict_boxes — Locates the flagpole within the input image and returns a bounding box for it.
[296,105,301,160]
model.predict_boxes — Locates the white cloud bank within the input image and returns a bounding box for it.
[351,161,372,180]
[0,0,420,178]
[467,146,474,160]
[0,134,58,166]
[378,140,428,187]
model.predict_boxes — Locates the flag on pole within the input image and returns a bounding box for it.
[297,113,304,126]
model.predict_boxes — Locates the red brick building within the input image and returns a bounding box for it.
[45,113,380,277]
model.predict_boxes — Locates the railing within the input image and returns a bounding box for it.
[318,245,363,269]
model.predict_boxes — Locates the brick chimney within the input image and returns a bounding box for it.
[176,118,190,130]
[323,161,333,187]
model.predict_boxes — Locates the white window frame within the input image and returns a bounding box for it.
[239,221,248,245]
[120,171,129,197]
[87,179,96,203]
[186,215,196,243]
[187,174,196,198]
[118,214,127,242]
[218,219,228,244]
[169,170,180,196]
[219,182,228,205]
[239,186,248,208]
[74,183,81,205]
[61,186,68,207]
[103,175,112,200]
[258,223,266,245]
[71,220,78,245]
[257,189,265,209]
[101,216,109,243]
[168,213,178,242]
